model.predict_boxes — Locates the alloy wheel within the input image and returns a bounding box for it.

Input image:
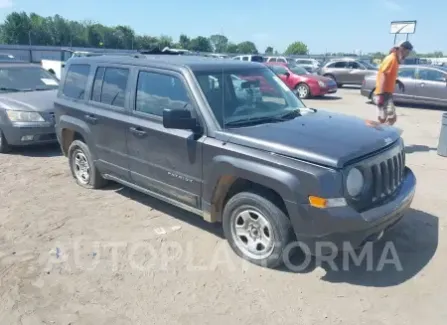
[230,209,275,260]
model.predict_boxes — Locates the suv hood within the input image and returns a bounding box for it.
[222,110,401,168]
[0,90,58,112]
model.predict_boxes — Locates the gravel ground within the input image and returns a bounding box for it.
[1,87,446,325]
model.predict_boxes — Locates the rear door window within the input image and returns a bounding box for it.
[62,64,90,99]
[347,61,364,69]
[329,61,347,68]
[398,68,416,79]
[91,67,129,108]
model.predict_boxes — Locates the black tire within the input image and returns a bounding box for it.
[295,83,311,99]
[0,129,11,153]
[68,140,107,189]
[222,191,294,268]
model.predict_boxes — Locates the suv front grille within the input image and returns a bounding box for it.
[347,141,406,212]
[370,149,405,202]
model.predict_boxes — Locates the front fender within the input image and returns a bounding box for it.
[203,155,303,205]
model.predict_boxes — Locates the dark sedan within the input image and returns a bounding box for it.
[361,65,447,107]
[0,62,59,153]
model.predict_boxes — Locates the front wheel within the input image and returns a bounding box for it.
[295,83,311,99]
[0,130,11,153]
[222,191,294,268]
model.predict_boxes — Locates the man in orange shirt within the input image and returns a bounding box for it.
[375,41,413,125]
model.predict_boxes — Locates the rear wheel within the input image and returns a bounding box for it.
[68,140,107,189]
[295,83,311,99]
[222,191,294,268]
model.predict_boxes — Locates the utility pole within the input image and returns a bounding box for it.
[28,30,32,46]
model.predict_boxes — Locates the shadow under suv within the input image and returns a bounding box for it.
[54,55,416,268]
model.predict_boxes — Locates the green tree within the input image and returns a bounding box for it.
[284,41,309,55]
[209,34,228,53]
[370,51,385,60]
[1,11,32,44]
[237,41,258,54]
[178,34,190,50]
[226,42,238,53]
[135,35,159,49]
[158,35,173,49]
[265,46,273,55]
[189,36,212,52]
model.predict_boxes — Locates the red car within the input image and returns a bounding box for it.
[265,62,337,99]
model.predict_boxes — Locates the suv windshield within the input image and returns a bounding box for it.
[0,66,59,92]
[288,65,309,75]
[194,67,306,128]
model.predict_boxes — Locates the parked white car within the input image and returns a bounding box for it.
[41,51,102,79]
[231,55,264,62]
[265,56,295,64]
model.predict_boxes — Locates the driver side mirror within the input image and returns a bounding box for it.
[284,71,290,78]
[163,108,200,132]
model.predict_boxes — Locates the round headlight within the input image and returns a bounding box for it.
[346,168,364,197]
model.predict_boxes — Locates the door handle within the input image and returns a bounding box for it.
[129,126,147,137]
[84,114,97,124]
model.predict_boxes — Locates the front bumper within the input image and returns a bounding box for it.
[311,82,338,97]
[1,122,57,146]
[290,167,416,255]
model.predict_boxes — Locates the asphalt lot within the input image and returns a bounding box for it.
[1,87,446,325]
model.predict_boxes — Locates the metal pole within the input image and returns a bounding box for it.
[406,33,409,41]
[393,33,397,45]
[28,30,31,46]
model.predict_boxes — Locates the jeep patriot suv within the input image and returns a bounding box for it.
[54,55,416,268]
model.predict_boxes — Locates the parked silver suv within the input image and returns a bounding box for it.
[319,58,377,87]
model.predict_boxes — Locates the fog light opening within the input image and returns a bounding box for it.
[21,135,34,141]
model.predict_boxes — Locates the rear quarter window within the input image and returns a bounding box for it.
[62,64,90,99]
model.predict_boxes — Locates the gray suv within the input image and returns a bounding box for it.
[55,55,416,268]
[320,58,377,87]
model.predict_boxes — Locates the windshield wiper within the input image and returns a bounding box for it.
[35,87,54,91]
[225,116,281,127]
[225,112,300,128]
[277,109,302,120]
[0,87,33,92]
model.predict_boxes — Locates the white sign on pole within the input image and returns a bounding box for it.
[390,21,417,34]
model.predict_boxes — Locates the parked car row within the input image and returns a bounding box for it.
[361,64,447,108]
[0,53,416,269]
